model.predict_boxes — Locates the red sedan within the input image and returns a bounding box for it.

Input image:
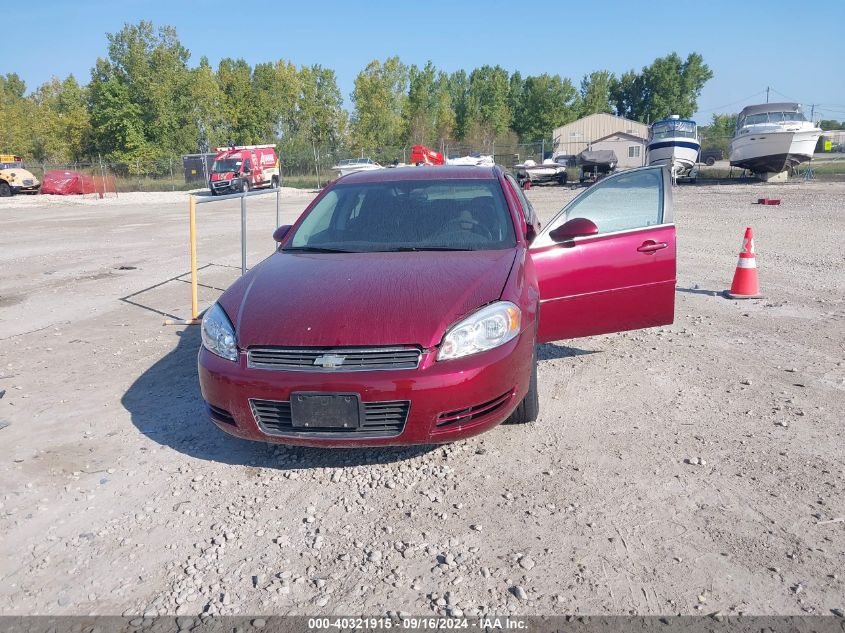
[198,165,675,446]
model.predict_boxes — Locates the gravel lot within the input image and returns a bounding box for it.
[1,181,843,617]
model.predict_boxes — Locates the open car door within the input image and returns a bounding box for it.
[530,166,676,344]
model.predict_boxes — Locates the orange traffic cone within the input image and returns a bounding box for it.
[724,227,762,299]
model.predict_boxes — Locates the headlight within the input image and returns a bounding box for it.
[201,303,238,361]
[437,301,521,361]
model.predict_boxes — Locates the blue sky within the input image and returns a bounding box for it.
[8,0,845,122]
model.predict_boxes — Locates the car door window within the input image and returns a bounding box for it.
[505,174,533,223]
[534,168,665,247]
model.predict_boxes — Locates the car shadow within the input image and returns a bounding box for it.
[121,327,435,469]
[676,286,721,297]
[537,342,596,361]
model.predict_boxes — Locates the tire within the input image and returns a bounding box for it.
[241,179,250,193]
[558,173,568,186]
[505,347,539,424]
[271,175,279,189]
[0,181,11,197]
[706,157,716,167]
[210,188,218,196]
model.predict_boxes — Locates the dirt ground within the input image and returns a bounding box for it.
[0,180,843,618]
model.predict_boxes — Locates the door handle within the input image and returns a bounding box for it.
[637,240,668,253]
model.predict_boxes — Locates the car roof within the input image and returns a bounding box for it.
[338,165,499,184]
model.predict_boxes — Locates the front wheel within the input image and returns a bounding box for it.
[505,348,539,424]
[241,179,250,193]
[705,157,716,167]
[0,181,11,197]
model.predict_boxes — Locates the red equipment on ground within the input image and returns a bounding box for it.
[41,170,97,195]
[410,145,445,166]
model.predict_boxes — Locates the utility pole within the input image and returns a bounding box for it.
[766,86,770,103]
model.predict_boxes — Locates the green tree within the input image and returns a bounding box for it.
[699,113,737,154]
[29,75,91,162]
[0,73,32,155]
[507,71,525,131]
[447,70,470,141]
[189,56,228,152]
[580,70,613,116]
[88,57,149,164]
[432,71,455,151]
[88,21,194,165]
[252,60,300,142]
[217,58,261,145]
[611,53,713,123]
[513,74,579,142]
[818,119,843,130]
[349,57,408,151]
[406,61,438,145]
[465,65,511,148]
[609,70,646,121]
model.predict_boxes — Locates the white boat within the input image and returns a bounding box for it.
[729,103,822,174]
[446,154,494,166]
[514,158,568,185]
[332,157,383,177]
[646,115,701,179]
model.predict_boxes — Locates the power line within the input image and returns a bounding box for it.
[696,89,768,115]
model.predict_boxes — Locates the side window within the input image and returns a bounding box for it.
[243,159,252,172]
[505,174,533,223]
[564,169,663,234]
[291,190,339,245]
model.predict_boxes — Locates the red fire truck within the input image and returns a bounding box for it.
[209,145,280,195]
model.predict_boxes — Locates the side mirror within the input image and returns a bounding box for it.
[273,224,292,243]
[549,217,599,243]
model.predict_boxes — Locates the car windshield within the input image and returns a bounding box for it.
[212,159,241,173]
[285,178,516,252]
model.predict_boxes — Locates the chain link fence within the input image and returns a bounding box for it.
[19,136,845,193]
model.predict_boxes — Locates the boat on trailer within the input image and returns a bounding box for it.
[729,103,822,175]
[332,157,384,177]
[646,115,701,181]
[514,158,568,186]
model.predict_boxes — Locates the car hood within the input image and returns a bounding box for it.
[228,249,516,349]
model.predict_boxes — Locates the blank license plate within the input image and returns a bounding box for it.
[290,393,360,429]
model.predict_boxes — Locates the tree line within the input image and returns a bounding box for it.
[0,21,714,172]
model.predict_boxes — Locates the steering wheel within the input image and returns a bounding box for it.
[438,217,493,241]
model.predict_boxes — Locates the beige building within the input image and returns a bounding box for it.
[552,113,649,158]
[589,132,647,168]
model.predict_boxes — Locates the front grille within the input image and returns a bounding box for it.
[23,179,33,186]
[212,180,230,188]
[247,347,422,372]
[207,403,236,426]
[250,398,409,437]
[436,390,513,427]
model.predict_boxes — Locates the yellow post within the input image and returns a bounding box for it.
[164,194,202,326]
[189,194,198,320]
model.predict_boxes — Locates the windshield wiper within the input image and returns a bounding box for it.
[382,246,477,252]
[283,246,356,253]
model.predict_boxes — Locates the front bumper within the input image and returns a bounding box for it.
[11,182,40,194]
[210,178,241,194]
[197,332,534,447]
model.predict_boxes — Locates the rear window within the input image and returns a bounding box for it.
[286,179,516,252]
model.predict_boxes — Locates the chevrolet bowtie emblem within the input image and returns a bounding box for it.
[314,354,345,369]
